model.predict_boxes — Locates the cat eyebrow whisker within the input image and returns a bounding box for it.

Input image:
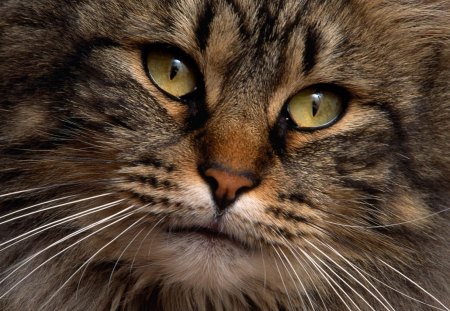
[0,205,137,299]
[0,199,125,252]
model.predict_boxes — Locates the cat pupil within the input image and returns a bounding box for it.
[169,59,181,80]
[311,93,321,117]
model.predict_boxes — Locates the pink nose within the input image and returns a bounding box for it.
[204,167,256,211]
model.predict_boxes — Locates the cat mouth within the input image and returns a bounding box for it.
[167,224,251,250]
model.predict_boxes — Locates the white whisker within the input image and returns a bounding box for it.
[298,245,355,311]
[354,265,447,311]
[379,259,450,311]
[277,236,329,311]
[276,245,316,311]
[305,239,394,311]
[271,244,295,310]
[0,187,46,198]
[304,240,376,311]
[108,225,146,287]
[0,195,77,221]
[0,193,113,225]
[129,216,167,271]
[272,245,305,308]
[320,241,397,311]
[46,208,149,309]
[0,205,136,293]
[0,199,125,251]
[322,208,449,229]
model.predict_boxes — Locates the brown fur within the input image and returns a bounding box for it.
[0,0,449,310]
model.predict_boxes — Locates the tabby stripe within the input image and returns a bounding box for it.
[266,206,308,223]
[361,101,419,181]
[362,102,443,211]
[255,2,280,45]
[302,25,321,75]
[132,156,176,172]
[195,1,215,51]
[222,0,251,39]
[127,175,177,190]
[43,37,121,88]
[340,177,391,231]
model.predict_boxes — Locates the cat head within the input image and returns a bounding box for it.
[1,0,449,309]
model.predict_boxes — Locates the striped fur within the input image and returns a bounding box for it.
[0,0,449,310]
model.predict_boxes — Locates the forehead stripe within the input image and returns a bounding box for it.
[302,24,321,75]
[195,1,215,51]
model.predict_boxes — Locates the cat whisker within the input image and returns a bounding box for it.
[295,243,356,311]
[7,156,126,165]
[0,199,125,252]
[318,241,396,311]
[0,193,113,225]
[304,239,383,311]
[0,194,77,221]
[323,207,449,229]
[272,245,305,308]
[271,244,296,310]
[50,208,150,309]
[277,236,330,311]
[353,265,447,311]
[379,259,450,311]
[0,204,136,294]
[275,245,316,311]
[0,179,124,200]
[107,225,147,288]
[0,187,48,199]
[258,240,268,292]
[129,216,167,271]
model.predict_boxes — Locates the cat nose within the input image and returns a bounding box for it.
[203,167,257,213]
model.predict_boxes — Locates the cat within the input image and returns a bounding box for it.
[0,0,449,310]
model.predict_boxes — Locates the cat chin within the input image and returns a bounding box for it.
[132,232,261,291]
[127,231,311,300]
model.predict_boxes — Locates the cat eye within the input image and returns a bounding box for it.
[286,87,345,130]
[145,47,198,98]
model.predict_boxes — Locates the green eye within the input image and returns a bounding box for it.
[287,87,344,130]
[145,48,198,98]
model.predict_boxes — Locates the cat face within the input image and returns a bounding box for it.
[1,0,449,310]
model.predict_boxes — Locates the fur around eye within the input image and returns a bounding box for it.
[145,47,198,98]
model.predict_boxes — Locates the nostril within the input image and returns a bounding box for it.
[202,166,257,212]
[204,174,219,192]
